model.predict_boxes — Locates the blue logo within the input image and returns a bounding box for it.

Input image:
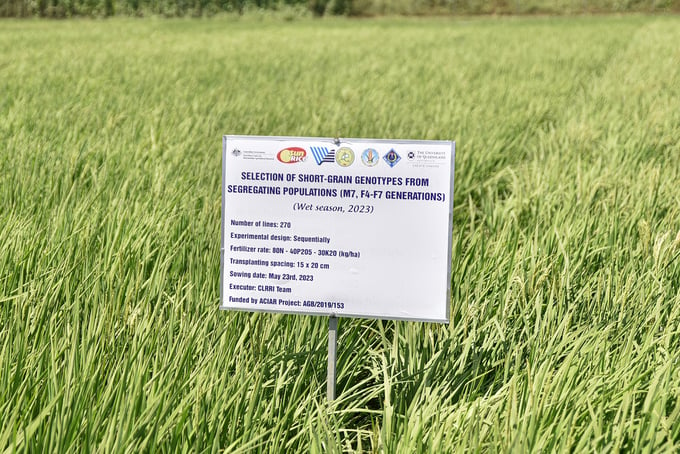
[310,146,335,165]
[383,149,401,168]
[361,148,379,167]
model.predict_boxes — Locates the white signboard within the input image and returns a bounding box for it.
[221,135,455,322]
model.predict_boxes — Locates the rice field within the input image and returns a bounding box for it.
[1,14,680,452]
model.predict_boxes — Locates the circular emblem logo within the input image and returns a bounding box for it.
[407,151,416,161]
[335,147,355,167]
[361,148,380,167]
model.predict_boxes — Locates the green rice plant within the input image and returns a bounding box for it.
[1,15,679,453]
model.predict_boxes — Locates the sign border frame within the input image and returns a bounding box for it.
[220,135,455,324]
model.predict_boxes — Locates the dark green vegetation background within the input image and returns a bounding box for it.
[2,16,680,452]
[1,0,679,17]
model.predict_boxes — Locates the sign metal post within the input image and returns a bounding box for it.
[327,316,338,401]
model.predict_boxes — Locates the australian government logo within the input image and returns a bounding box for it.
[236,149,274,161]
[383,149,401,168]
[361,148,379,167]
[277,147,307,164]
[310,146,335,165]
[335,147,355,167]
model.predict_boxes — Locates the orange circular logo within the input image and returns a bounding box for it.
[277,147,307,164]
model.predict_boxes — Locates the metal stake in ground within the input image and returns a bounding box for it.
[327,316,338,401]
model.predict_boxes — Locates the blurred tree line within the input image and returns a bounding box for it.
[0,0,678,17]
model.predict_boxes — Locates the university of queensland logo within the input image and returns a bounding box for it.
[383,149,401,168]
[310,146,335,165]
[277,147,307,164]
[361,148,379,167]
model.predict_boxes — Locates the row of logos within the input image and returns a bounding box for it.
[274,146,406,168]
